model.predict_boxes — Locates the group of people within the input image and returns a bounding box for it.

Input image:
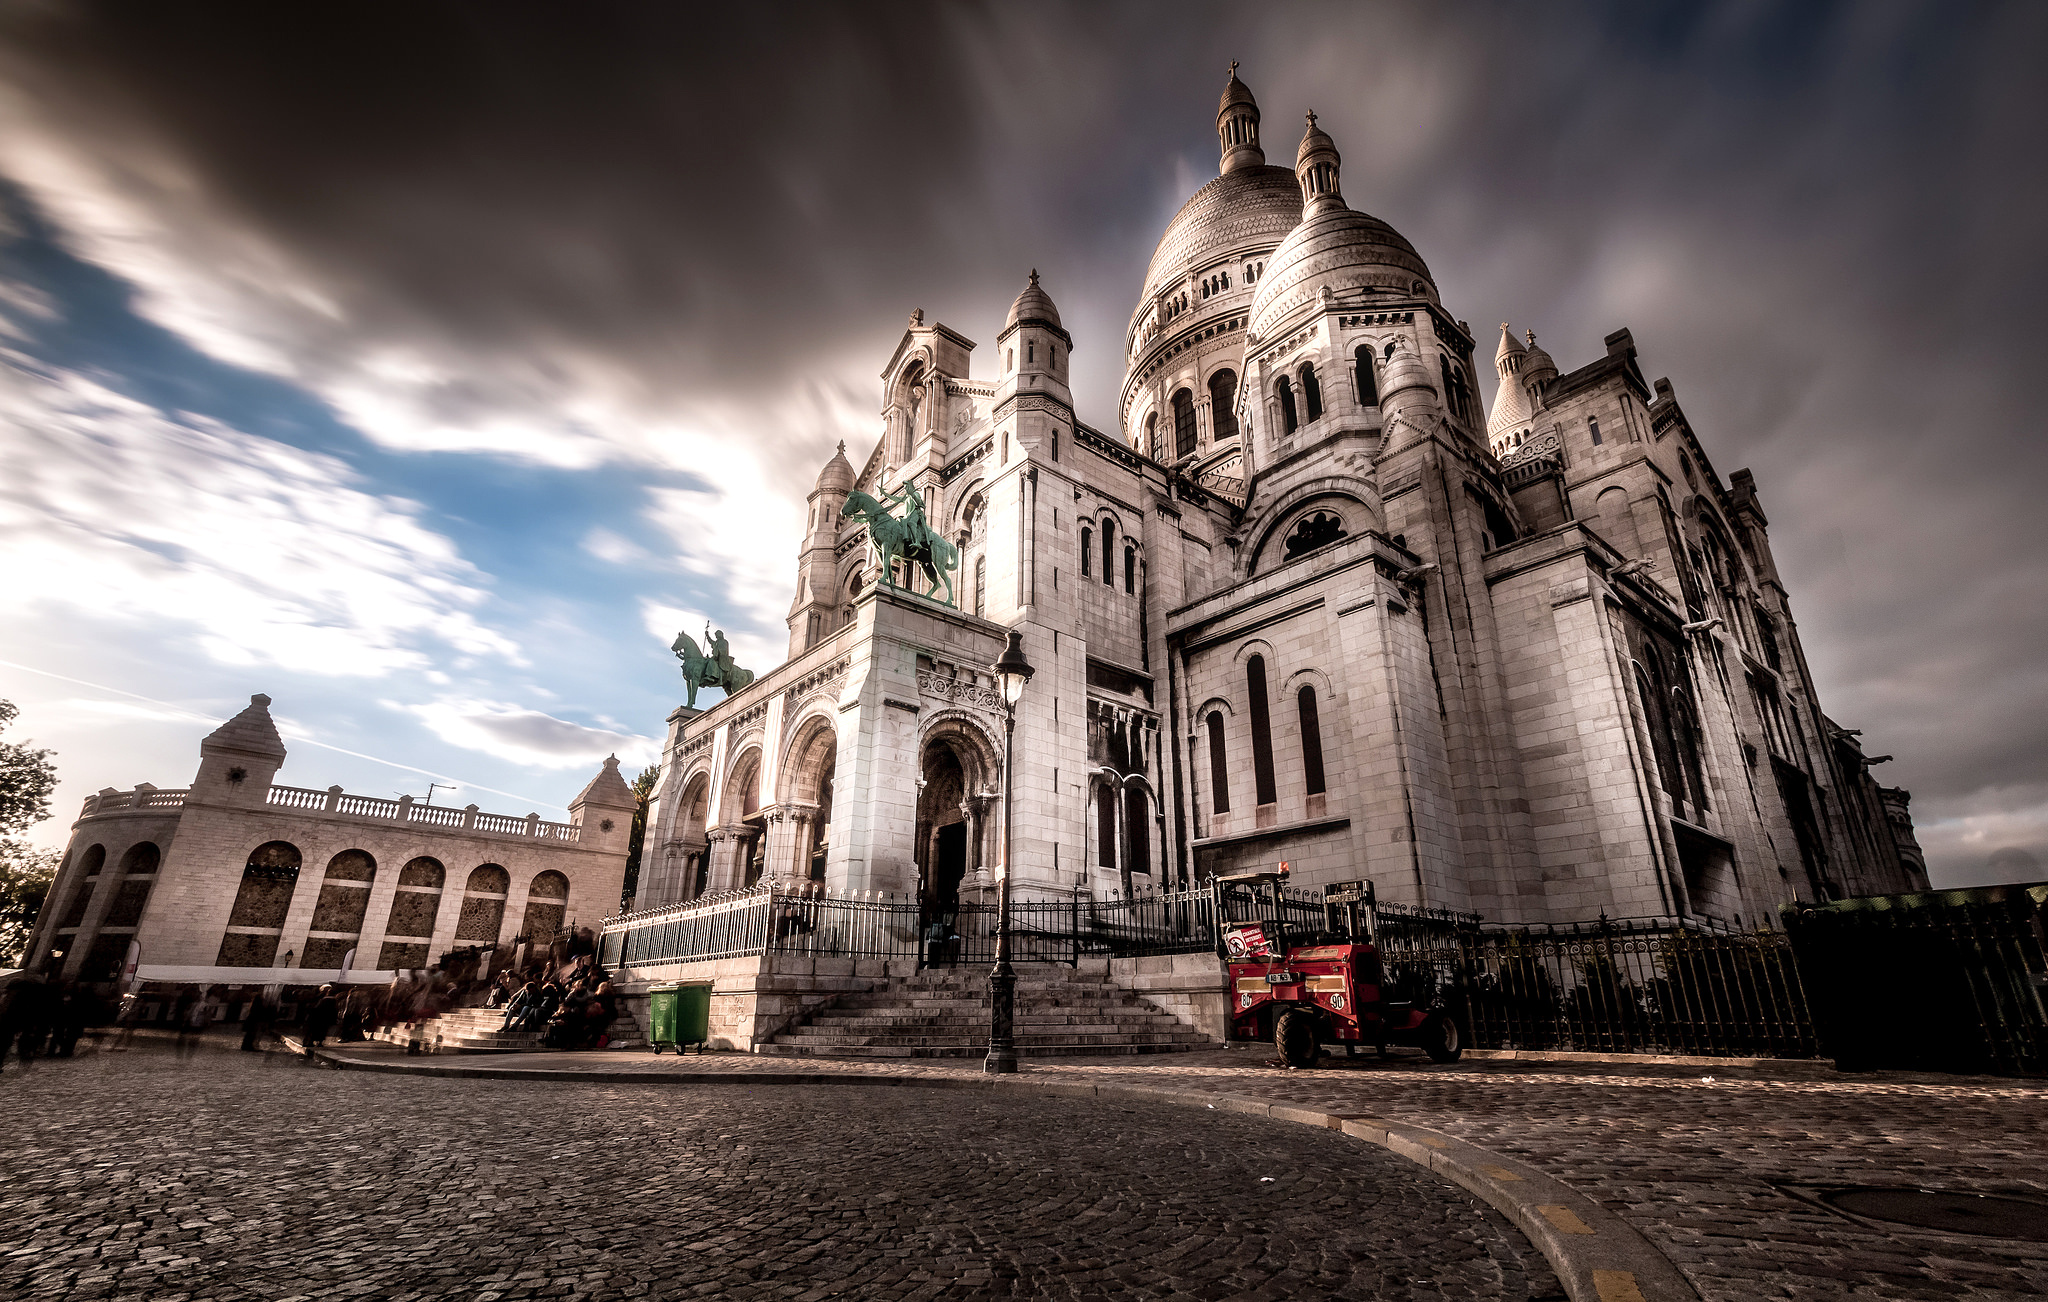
[490,971,620,1050]
[0,976,93,1070]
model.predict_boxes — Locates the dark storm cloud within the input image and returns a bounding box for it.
[0,1,2042,882]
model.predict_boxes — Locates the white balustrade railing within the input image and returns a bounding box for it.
[81,776,577,843]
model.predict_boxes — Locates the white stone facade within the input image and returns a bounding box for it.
[27,694,634,986]
[641,69,1924,928]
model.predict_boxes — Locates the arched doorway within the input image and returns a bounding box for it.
[919,743,970,915]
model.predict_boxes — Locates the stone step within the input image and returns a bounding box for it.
[774,1031,1204,1056]
[796,1016,1195,1034]
[754,1041,1200,1060]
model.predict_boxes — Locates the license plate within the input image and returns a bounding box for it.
[1265,971,1298,984]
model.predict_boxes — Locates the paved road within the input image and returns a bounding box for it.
[0,1036,1559,1302]
[313,1040,2048,1301]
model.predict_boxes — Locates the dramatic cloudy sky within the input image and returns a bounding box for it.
[0,2,2041,886]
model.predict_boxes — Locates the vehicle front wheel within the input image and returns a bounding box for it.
[1275,1007,1323,1068]
[1421,1012,1463,1063]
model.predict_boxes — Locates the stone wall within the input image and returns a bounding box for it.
[1108,951,1229,1041]
[612,953,912,1051]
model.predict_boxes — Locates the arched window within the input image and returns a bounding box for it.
[1101,519,1115,585]
[1298,687,1327,796]
[1126,787,1150,877]
[1354,346,1378,406]
[1208,369,1239,443]
[217,840,303,967]
[1081,526,1092,578]
[1277,375,1298,434]
[380,856,444,972]
[457,864,510,942]
[303,848,376,967]
[520,871,569,943]
[1206,712,1230,814]
[1171,388,1197,459]
[1247,656,1277,807]
[974,555,987,616]
[1124,547,1136,594]
[1145,412,1160,460]
[1299,363,1323,421]
[1096,782,1118,870]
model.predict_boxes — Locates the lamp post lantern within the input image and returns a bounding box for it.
[985,627,1035,1075]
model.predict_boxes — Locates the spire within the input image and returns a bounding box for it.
[201,693,287,761]
[814,438,856,499]
[1216,61,1264,173]
[1495,322,1526,369]
[1295,111,1343,213]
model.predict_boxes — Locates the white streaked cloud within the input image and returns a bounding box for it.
[0,348,519,676]
[401,696,657,771]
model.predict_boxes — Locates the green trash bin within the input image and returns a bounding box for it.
[647,985,679,1053]
[674,983,712,1054]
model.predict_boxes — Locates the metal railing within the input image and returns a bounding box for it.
[597,882,1819,1059]
[1378,918,1817,1059]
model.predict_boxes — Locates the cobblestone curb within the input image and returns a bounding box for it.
[301,1041,1695,1302]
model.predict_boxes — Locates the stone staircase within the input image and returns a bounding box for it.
[368,1004,646,1054]
[758,965,1215,1059]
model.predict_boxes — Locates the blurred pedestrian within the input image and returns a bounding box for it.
[240,992,274,1052]
[174,988,210,1061]
[303,985,339,1047]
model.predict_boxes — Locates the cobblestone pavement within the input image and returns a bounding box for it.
[0,1035,1560,1302]
[315,1040,2048,1301]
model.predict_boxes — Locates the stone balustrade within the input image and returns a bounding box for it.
[75,781,581,843]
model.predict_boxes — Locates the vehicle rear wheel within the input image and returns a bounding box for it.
[1421,1012,1463,1063]
[1275,1007,1322,1068]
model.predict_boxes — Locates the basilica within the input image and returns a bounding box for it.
[637,69,1923,928]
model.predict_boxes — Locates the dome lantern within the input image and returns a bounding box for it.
[1217,61,1265,174]
[1295,111,1343,214]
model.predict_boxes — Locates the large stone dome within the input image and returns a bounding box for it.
[1245,204,1434,341]
[1139,167,1303,308]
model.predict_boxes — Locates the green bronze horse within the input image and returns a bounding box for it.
[672,625,755,708]
[841,486,959,607]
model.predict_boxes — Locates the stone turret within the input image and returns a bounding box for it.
[569,754,637,859]
[193,693,287,806]
[789,440,859,655]
[1217,62,1264,174]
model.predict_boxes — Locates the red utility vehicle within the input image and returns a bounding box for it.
[1213,865,1464,1068]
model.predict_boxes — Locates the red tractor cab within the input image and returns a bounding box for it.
[1213,865,1463,1068]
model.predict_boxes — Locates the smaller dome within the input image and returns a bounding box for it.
[1220,68,1255,112]
[815,440,855,496]
[1521,329,1557,382]
[1004,269,1062,332]
[1296,111,1337,170]
[1378,340,1435,403]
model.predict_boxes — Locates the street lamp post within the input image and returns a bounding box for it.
[986,628,1035,1075]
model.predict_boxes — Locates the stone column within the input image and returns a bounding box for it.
[705,827,747,894]
[962,795,995,892]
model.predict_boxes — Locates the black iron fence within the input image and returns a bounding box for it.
[1782,884,2048,1075]
[1376,918,1817,1059]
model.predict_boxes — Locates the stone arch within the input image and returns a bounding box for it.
[303,848,377,968]
[519,870,570,944]
[53,843,107,933]
[216,840,303,967]
[1244,485,1379,576]
[1594,485,1641,556]
[455,864,510,942]
[723,745,765,821]
[779,711,840,804]
[916,711,1002,912]
[670,766,714,899]
[378,857,445,972]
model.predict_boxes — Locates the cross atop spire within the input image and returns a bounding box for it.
[1229,59,1238,78]
[1305,109,1318,128]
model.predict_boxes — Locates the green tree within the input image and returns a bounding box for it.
[622,762,660,909]
[0,700,60,965]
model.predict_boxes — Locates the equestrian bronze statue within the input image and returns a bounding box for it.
[672,624,755,708]
[840,482,959,607]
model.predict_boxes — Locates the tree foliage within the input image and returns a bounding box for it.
[0,839,60,967]
[0,700,58,839]
[622,762,660,909]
